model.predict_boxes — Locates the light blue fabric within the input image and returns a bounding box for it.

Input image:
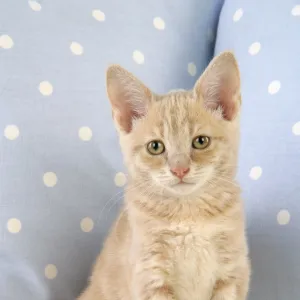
[0,0,224,299]
[215,0,300,299]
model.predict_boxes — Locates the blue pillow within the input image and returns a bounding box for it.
[215,0,300,299]
[0,1,224,299]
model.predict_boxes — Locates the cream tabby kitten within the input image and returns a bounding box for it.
[78,52,250,300]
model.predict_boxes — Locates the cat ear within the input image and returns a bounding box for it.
[106,65,152,133]
[194,51,241,121]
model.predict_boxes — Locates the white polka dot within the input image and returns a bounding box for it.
[249,166,262,180]
[45,264,57,279]
[4,125,20,140]
[70,42,84,55]
[248,42,261,55]
[0,35,14,49]
[43,172,57,187]
[153,17,165,30]
[80,217,94,232]
[92,9,105,21]
[7,218,22,234]
[114,172,127,187]
[233,8,243,22]
[268,80,281,95]
[292,121,300,135]
[187,62,197,76]
[277,209,290,225]
[39,81,53,96]
[28,1,41,11]
[133,50,145,64]
[291,5,300,16]
[78,127,93,141]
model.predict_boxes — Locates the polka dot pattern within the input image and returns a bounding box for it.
[114,172,127,187]
[0,35,14,49]
[80,217,94,232]
[39,81,53,96]
[216,8,300,293]
[4,125,20,140]
[70,42,84,55]
[45,264,58,279]
[249,166,262,180]
[187,62,197,76]
[92,9,105,22]
[7,218,22,233]
[28,1,41,11]
[153,17,165,30]
[43,172,58,187]
[292,5,300,16]
[277,210,291,225]
[248,42,261,55]
[233,8,243,22]
[2,0,300,298]
[292,122,300,135]
[79,126,93,141]
[268,80,281,95]
[132,50,144,64]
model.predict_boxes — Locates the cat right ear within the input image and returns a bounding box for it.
[193,51,241,121]
[106,65,152,133]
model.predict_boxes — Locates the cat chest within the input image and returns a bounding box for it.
[169,231,218,300]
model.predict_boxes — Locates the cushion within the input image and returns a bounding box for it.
[0,0,224,299]
[215,0,300,299]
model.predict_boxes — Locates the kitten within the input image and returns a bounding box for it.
[78,52,250,300]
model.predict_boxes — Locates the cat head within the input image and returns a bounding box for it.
[106,52,241,198]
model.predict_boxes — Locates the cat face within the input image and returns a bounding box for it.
[107,52,241,197]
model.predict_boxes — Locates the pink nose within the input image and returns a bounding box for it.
[171,167,190,179]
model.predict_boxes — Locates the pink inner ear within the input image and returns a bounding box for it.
[219,86,237,121]
[114,103,132,133]
[114,100,144,133]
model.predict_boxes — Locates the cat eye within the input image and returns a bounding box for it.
[192,136,211,150]
[147,140,165,155]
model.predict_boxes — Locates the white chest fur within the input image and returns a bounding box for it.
[168,226,218,300]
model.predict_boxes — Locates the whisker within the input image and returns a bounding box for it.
[95,179,149,224]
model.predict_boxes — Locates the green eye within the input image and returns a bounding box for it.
[147,140,165,155]
[192,136,210,149]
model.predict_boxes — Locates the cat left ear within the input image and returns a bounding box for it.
[194,51,241,121]
[106,65,152,133]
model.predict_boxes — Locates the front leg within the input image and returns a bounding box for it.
[133,241,175,300]
[211,281,238,300]
[211,272,249,300]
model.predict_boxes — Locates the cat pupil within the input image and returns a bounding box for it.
[153,142,159,150]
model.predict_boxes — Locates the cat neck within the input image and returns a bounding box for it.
[125,180,241,223]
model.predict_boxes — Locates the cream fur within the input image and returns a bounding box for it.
[78,52,250,300]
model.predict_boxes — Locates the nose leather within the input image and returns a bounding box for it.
[169,154,190,179]
[171,167,190,179]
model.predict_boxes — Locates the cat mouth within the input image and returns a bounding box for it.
[173,180,195,186]
[177,181,194,185]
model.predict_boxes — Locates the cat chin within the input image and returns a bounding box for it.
[171,183,197,195]
[162,182,201,197]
